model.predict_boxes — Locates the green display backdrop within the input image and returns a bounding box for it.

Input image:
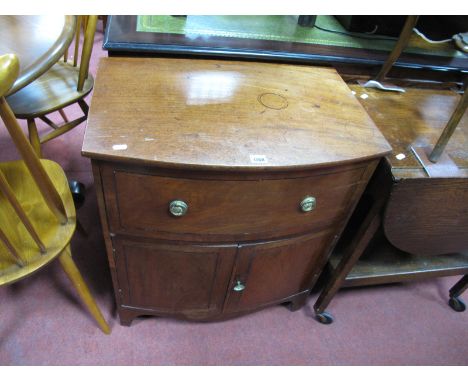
[136,15,464,58]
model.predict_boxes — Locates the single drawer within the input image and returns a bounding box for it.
[102,165,367,241]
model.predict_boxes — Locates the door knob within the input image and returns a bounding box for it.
[300,196,316,212]
[233,280,245,292]
[169,200,188,216]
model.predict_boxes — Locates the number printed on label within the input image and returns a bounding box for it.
[249,155,268,164]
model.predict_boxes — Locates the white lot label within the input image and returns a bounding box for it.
[112,144,128,151]
[250,155,268,164]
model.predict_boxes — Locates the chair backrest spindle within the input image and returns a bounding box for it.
[0,226,25,266]
[77,15,97,92]
[0,98,68,224]
[0,169,46,252]
[73,16,83,67]
[60,15,97,91]
[0,54,68,225]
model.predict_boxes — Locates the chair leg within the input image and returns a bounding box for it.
[448,274,468,312]
[58,109,69,123]
[58,245,110,334]
[27,118,42,158]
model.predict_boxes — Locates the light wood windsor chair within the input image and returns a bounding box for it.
[6,15,97,158]
[0,53,110,334]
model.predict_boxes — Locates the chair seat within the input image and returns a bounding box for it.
[0,159,76,285]
[6,61,94,118]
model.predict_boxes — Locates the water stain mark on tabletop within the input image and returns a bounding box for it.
[258,93,289,110]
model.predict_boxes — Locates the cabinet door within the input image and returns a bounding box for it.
[224,230,334,313]
[113,239,236,319]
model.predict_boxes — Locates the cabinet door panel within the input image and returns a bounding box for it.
[225,231,333,312]
[114,239,236,317]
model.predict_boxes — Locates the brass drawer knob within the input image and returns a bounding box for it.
[233,280,245,292]
[300,196,316,212]
[169,200,188,217]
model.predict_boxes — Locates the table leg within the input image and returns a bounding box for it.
[314,213,381,324]
[313,160,392,324]
[448,275,468,312]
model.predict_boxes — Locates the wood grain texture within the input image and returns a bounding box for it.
[383,178,468,256]
[0,159,75,285]
[58,245,110,334]
[93,160,381,324]
[83,57,391,170]
[224,230,333,312]
[429,80,468,162]
[313,159,393,314]
[0,97,67,223]
[102,163,369,242]
[77,16,98,91]
[374,16,419,82]
[0,168,46,253]
[0,54,19,96]
[329,231,468,287]
[312,80,468,312]
[6,16,98,155]
[84,57,390,325]
[7,62,94,117]
[0,15,76,95]
[0,159,110,335]
[114,239,236,319]
[0,57,109,333]
[348,83,468,256]
[349,84,468,177]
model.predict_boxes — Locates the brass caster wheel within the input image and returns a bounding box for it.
[449,296,466,312]
[316,311,334,324]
